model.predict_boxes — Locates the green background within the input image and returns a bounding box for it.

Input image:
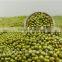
[0,16,62,37]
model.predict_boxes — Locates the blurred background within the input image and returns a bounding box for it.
[0,0,61,35]
[0,0,62,17]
